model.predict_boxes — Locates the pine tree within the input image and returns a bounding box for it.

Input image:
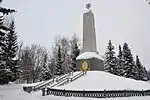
[136,55,144,80]
[0,16,12,84]
[117,45,124,76]
[70,43,80,72]
[41,53,51,80]
[143,67,149,81]
[70,34,80,72]
[104,40,118,75]
[0,0,16,15]
[56,46,63,75]
[122,43,138,80]
[148,70,150,80]
[118,45,122,60]
[5,20,19,82]
[0,18,12,84]
[0,1,16,84]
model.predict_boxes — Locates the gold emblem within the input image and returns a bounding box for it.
[80,61,90,71]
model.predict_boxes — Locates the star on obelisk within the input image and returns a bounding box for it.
[85,3,91,10]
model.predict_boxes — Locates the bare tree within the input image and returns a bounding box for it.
[19,46,34,83]
[18,44,48,83]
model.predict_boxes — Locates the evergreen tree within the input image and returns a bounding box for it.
[5,20,19,82]
[41,53,51,80]
[140,65,149,81]
[118,45,122,60]
[104,40,118,75]
[0,1,16,84]
[0,0,16,15]
[70,34,80,72]
[148,70,150,80]
[143,67,149,81]
[56,46,63,75]
[70,43,80,72]
[122,43,138,80]
[117,45,124,76]
[0,18,12,84]
[136,55,144,80]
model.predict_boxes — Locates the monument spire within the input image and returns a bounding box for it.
[82,3,97,53]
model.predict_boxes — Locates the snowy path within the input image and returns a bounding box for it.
[0,84,150,100]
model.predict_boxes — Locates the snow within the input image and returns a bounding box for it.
[22,81,44,87]
[22,73,70,88]
[76,52,103,60]
[48,72,82,88]
[23,72,82,90]
[56,71,150,91]
[0,83,150,100]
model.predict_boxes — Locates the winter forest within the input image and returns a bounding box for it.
[0,0,150,85]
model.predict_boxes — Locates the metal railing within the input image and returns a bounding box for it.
[50,71,86,87]
[42,88,150,98]
[23,71,86,93]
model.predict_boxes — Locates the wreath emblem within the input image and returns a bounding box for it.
[80,61,90,71]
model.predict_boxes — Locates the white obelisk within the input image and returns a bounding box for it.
[82,3,97,53]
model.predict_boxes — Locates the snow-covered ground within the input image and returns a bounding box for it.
[22,81,44,87]
[0,83,150,100]
[56,71,150,91]
[0,71,150,100]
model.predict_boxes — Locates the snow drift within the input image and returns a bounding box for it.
[55,71,150,91]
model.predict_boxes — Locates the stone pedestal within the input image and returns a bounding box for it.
[76,58,104,71]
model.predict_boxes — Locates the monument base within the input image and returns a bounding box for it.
[76,58,104,71]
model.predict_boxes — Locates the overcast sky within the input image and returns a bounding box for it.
[2,0,150,69]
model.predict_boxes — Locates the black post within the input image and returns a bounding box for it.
[124,89,126,97]
[142,90,144,96]
[63,89,65,96]
[104,89,106,98]
[85,71,87,75]
[46,88,49,95]
[83,89,85,97]
[42,88,45,96]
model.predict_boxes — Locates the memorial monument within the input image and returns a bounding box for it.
[82,3,97,53]
[76,3,104,71]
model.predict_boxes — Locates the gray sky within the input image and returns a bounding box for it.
[2,0,150,69]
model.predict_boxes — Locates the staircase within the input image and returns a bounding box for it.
[23,71,87,93]
[51,71,86,88]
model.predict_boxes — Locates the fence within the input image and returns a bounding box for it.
[42,88,150,98]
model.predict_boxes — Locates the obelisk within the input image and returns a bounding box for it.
[82,3,97,53]
[75,3,104,71]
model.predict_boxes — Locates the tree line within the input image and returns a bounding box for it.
[104,40,150,81]
[1,0,150,85]
[0,0,81,84]
[17,35,80,84]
